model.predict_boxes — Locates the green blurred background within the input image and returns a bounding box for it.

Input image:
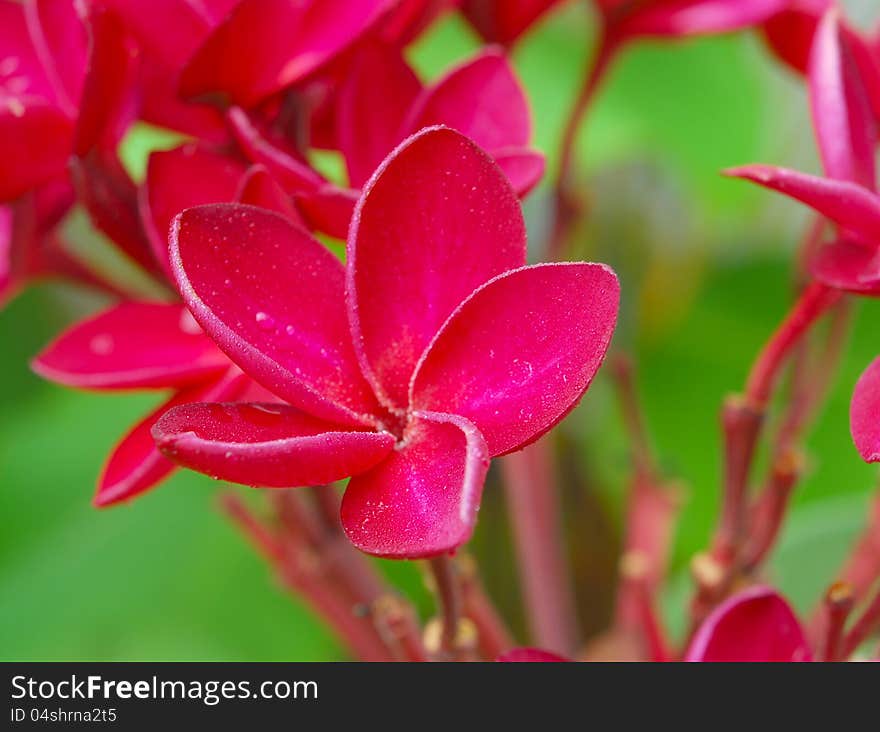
[2,4,878,660]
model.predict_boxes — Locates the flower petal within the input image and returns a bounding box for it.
[341,410,489,558]
[141,144,247,275]
[685,586,812,662]
[725,164,880,243]
[32,302,229,390]
[493,147,546,197]
[461,0,564,47]
[761,2,828,75]
[0,99,73,201]
[153,401,394,487]
[294,184,358,240]
[808,9,877,188]
[496,648,570,662]
[617,0,786,39]
[180,0,393,106]
[411,262,619,457]
[810,239,880,294]
[404,48,531,155]
[851,357,880,463]
[235,165,304,225]
[348,126,527,409]
[336,42,422,189]
[170,203,381,426]
[95,369,246,506]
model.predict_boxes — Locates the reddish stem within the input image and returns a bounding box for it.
[502,438,580,657]
[428,556,462,660]
[841,587,880,659]
[820,582,855,662]
[458,555,516,659]
[548,32,620,261]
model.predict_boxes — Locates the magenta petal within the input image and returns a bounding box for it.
[294,184,358,240]
[810,239,880,294]
[336,42,422,189]
[685,586,812,662]
[153,401,394,488]
[761,2,829,75]
[235,165,304,226]
[808,10,877,188]
[496,648,570,662]
[404,48,531,154]
[851,357,880,463]
[412,263,619,457]
[341,411,489,558]
[180,0,392,106]
[0,100,73,201]
[141,144,247,275]
[726,164,880,242]
[32,302,229,390]
[493,147,546,197]
[227,107,325,192]
[348,126,527,408]
[95,370,246,506]
[24,0,88,116]
[171,203,381,426]
[620,0,786,38]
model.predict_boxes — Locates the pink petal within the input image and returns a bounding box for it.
[851,357,880,463]
[496,648,570,662]
[170,203,381,426]
[808,9,877,188]
[336,42,422,188]
[100,0,237,70]
[411,262,619,457]
[0,99,73,201]
[0,0,55,102]
[617,0,787,39]
[235,165,304,225]
[347,126,527,409]
[404,48,531,154]
[32,302,229,390]
[293,183,358,240]
[461,0,565,47]
[95,369,246,507]
[379,0,459,46]
[761,1,829,75]
[810,238,880,294]
[141,144,247,274]
[685,585,812,662]
[493,147,546,197]
[725,164,880,243]
[24,0,88,116]
[227,106,325,192]
[340,411,489,558]
[180,0,393,106]
[153,401,395,487]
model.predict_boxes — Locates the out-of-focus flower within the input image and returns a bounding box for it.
[32,303,249,505]
[761,0,831,74]
[685,586,813,662]
[496,648,570,661]
[851,357,880,463]
[728,9,880,295]
[153,127,619,558]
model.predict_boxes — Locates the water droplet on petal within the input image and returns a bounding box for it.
[255,311,275,330]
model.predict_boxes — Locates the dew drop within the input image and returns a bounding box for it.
[255,311,275,330]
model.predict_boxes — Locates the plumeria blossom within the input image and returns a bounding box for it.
[728,9,880,295]
[685,586,814,662]
[152,126,619,558]
[496,648,569,662]
[851,356,880,463]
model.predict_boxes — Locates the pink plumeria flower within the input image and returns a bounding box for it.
[685,586,814,662]
[728,9,880,295]
[32,303,250,506]
[153,126,619,558]
[851,356,880,463]
[761,0,832,74]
